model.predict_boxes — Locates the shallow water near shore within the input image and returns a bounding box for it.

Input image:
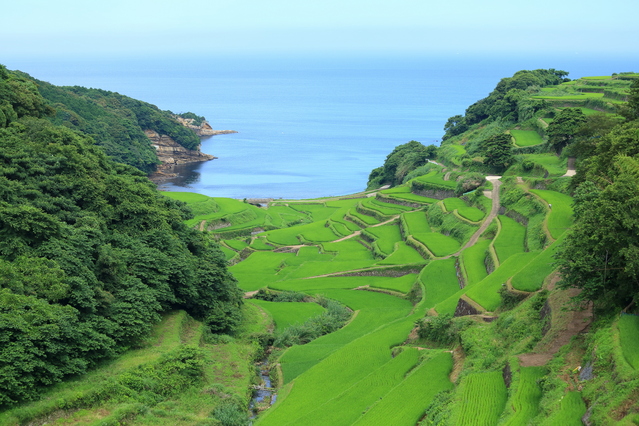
[6,52,637,199]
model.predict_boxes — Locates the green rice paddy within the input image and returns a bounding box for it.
[619,314,639,369]
[249,300,326,330]
[511,129,544,147]
[165,183,575,425]
[530,189,574,239]
[453,371,507,426]
[443,197,485,222]
[493,216,526,263]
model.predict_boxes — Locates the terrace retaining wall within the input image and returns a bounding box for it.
[454,298,479,317]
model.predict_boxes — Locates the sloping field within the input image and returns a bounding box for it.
[249,300,326,330]
[413,232,461,257]
[461,239,490,286]
[511,129,543,147]
[539,392,586,426]
[377,241,427,265]
[530,189,574,239]
[619,314,639,369]
[443,197,485,222]
[452,371,507,426]
[351,351,454,425]
[419,258,461,308]
[364,223,403,256]
[510,234,565,291]
[494,215,526,263]
[502,366,545,425]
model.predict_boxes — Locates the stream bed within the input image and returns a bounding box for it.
[249,358,277,420]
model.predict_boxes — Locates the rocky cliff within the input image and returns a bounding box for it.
[145,129,216,170]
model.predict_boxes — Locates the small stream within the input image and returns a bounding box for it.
[249,358,277,420]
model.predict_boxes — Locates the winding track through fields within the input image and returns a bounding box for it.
[445,176,502,259]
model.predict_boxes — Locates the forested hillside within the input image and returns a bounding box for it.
[2,63,639,425]
[5,66,205,173]
[0,64,243,407]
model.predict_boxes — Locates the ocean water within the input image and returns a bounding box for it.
[5,52,638,199]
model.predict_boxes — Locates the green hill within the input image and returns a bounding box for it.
[2,63,639,425]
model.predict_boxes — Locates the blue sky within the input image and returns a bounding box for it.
[2,0,639,57]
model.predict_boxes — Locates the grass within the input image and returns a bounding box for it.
[521,153,567,177]
[510,234,565,291]
[412,170,457,188]
[419,258,462,309]
[618,314,639,369]
[365,223,403,256]
[377,242,427,265]
[413,232,461,257]
[443,198,485,222]
[511,129,543,147]
[502,366,545,425]
[530,189,574,239]
[0,308,267,426]
[249,299,326,330]
[463,251,540,312]
[351,351,454,425]
[403,211,431,234]
[493,216,526,263]
[461,239,490,286]
[453,371,507,426]
[540,392,586,426]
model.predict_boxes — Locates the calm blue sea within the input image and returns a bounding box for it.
[5,52,638,199]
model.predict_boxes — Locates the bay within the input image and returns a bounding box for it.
[6,52,638,199]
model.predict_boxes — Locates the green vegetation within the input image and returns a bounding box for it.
[493,215,526,263]
[502,366,545,425]
[452,371,507,425]
[619,314,639,369]
[511,129,543,147]
[4,63,639,425]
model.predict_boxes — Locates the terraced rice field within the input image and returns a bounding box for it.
[413,232,461,257]
[522,153,567,176]
[618,314,639,369]
[502,366,545,425]
[443,197,485,222]
[494,216,526,263]
[412,170,457,188]
[364,224,403,256]
[419,258,462,308]
[166,187,573,425]
[461,239,490,286]
[453,371,507,426]
[249,300,326,330]
[530,189,574,239]
[511,129,544,147]
[539,392,586,426]
[510,234,565,291]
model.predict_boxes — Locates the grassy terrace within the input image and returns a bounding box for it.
[511,129,543,147]
[530,189,574,239]
[443,197,485,222]
[153,166,580,425]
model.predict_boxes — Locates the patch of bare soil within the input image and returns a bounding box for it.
[518,288,592,367]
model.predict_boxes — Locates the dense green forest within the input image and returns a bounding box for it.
[2,63,639,425]
[0,64,243,406]
[4,67,204,173]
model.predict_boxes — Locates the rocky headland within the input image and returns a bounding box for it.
[147,118,237,181]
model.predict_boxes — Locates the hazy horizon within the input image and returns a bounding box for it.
[3,0,639,58]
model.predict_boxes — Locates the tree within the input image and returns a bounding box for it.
[618,78,639,122]
[557,157,639,309]
[547,108,587,153]
[480,133,513,172]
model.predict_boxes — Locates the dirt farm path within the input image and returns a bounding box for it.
[447,176,502,259]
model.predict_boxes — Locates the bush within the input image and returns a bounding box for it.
[417,314,458,345]
[212,401,249,426]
